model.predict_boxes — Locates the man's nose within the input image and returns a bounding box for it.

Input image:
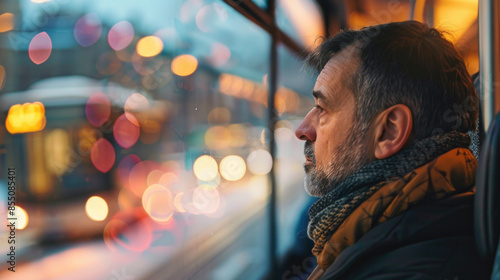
[295,116,316,142]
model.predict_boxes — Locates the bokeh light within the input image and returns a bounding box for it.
[129,160,160,197]
[108,21,134,51]
[193,185,221,214]
[275,126,295,143]
[0,13,14,33]
[207,107,231,124]
[195,3,228,32]
[85,196,109,221]
[180,189,202,215]
[74,13,102,47]
[136,36,163,57]
[45,129,71,176]
[193,155,218,181]
[146,169,163,186]
[142,184,175,222]
[173,193,186,213]
[275,87,300,114]
[116,154,141,190]
[118,188,137,210]
[228,124,248,147]
[113,113,140,149]
[124,93,149,114]
[29,32,52,65]
[159,172,179,187]
[6,102,46,134]
[103,208,152,253]
[9,206,29,230]
[246,149,273,175]
[171,54,198,76]
[205,125,231,150]
[209,42,231,67]
[90,138,115,173]
[85,92,111,127]
[140,119,162,144]
[219,155,246,181]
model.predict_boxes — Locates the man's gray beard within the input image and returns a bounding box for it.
[304,123,369,197]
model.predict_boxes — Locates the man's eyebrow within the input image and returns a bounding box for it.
[312,90,334,108]
[312,90,325,100]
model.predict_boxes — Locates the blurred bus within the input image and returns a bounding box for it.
[0,75,170,241]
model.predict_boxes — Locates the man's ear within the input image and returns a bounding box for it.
[371,104,413,160]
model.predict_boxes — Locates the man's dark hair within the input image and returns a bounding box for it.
[307,21,478,140]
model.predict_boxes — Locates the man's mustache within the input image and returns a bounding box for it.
[304,141,315,164]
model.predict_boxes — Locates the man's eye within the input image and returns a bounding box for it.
[315,105,323,112]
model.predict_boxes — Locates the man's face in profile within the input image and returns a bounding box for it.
[295,47,370,196]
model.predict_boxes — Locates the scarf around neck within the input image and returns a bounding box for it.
[307,131,473,269]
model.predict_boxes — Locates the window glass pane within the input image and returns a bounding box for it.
[276,0,325,49]
[275,43,317,276]
[0,0,271,279]
[252,0,268,10]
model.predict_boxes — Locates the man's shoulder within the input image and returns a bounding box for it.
[321,192,492,280]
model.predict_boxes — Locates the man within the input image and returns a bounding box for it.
[294,21,492,279]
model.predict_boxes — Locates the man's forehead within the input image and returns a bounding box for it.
[313,47,359,94]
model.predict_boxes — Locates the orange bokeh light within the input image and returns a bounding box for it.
[128,160,160,197]
[136,36,163,57]
[0,13,14,33]
[171,54,198,76]
[142,184,175,222]
[173,192,186,213]
[6,102,46,134]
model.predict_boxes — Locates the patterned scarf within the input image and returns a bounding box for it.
[307,131,472,269]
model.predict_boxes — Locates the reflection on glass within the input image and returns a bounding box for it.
[0,0,274,279]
